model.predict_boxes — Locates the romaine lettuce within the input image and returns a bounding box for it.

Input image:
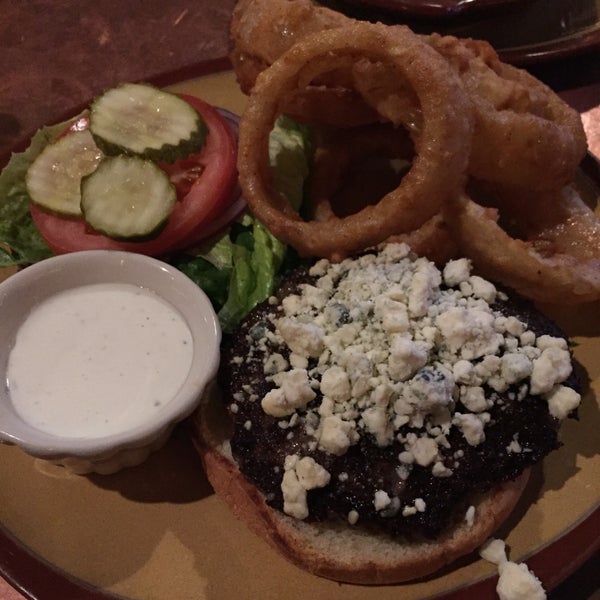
[173,115,312,332]
[0,123,69,266]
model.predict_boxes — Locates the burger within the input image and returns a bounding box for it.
[192,243,581,584]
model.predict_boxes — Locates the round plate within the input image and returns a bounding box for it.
[319,0,600,65]
[0,70,599,600]
[328,0,529,18]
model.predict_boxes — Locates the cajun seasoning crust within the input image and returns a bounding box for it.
[219,244,579,539]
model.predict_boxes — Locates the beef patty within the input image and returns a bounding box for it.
[218,244,579,539]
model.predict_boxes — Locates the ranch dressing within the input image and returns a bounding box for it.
[7,282,194,439]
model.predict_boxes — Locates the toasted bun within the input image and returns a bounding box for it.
[191,383,530,585]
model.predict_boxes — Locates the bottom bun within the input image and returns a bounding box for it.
[191,383,530,585]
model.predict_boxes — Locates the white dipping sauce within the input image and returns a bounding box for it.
[7,282,194,438]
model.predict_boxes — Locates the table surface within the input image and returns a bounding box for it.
[0,1,598,599]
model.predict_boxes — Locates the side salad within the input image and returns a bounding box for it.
[0,83,312,332]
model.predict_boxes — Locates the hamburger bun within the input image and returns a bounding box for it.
[191,383,530,585]
[189,244,577,585]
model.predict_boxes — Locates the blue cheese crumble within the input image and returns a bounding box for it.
[236,244,580,520]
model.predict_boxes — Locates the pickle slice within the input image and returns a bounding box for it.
[26,129,104,217]
[89,82,207,163]
[81,155,176,240]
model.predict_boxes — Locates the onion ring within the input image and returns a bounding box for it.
[305,123,459,264]
[428,34,588,191]
[444,186,600,304]
[229,0,390,127]
[230,0,373,126]
[275,86,379,127]
[352,55,423,134]
[237,22,473,261]
[230,0,349,68]
[355,32,587,191]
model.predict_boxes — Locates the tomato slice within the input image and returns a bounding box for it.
[30,94,239,256]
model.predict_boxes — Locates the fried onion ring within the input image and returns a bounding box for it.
[445,186,600,304]
[230,0,377,126]
[230,49,377,126]
[237,23,473,261]
[355,32,587,191]
[230,0,349,72]
[428,34,588,191]
[306,123,459,264]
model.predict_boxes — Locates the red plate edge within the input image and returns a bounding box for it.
[338,0,528,19]
[499,23,600,65]
[1,54,599,600]
[0,500,597,600]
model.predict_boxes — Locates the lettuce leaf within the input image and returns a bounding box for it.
[0,115,95,266]
[269,115,311,212]
[0,121,76,266]
[174,116,312,332]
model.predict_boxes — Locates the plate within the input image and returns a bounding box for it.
[319,0,600,65]
[325,0,530,19]
[0,71,599,600]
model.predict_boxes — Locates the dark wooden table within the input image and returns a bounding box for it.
[0,0,236,161]
[0,1,598,599]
